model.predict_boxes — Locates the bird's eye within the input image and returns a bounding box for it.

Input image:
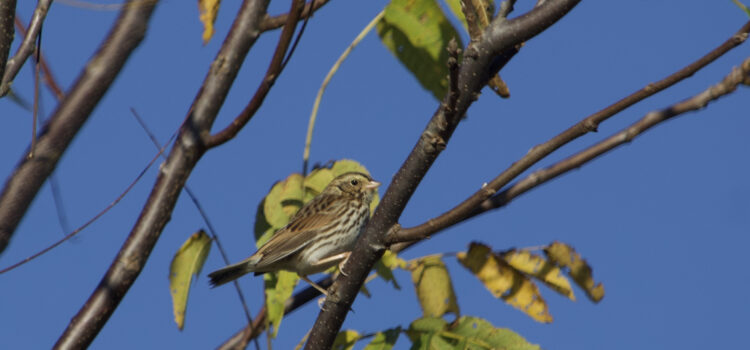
[350,179,359,186]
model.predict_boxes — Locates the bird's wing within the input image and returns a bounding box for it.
[253,195,344,268]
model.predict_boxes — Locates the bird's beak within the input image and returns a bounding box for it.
[365,180,381,190]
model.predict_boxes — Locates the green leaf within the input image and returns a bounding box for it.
[377,0,464,101]
[262,173,305,232]
[264,270,299,337]
[408,316,539,350]
[410,255,460,318]
[332,330,360,350]
[407,317,454,350]
[451,316,540,350]
[364,327,401,350]
[169,230,212,330]
[374,250,407,289]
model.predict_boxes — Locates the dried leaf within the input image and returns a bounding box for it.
[198,0,221,44]
[503,249,575,301]
[545,241,605,302]
[410,255,460,318]
[332,330,360,350]
[169,230,212,330]
[458,242,552,323]
[377,0,463,101]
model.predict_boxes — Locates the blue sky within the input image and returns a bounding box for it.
[1,0,749,349]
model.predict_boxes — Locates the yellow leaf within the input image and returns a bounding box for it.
[458,243,553,323]
[198,0,221,44]
[169,230,212,330]
[410,255,460,318]
[503,249,575,301]
[332,330,360,350]
[363,327,401,350]
[264,270,299,337]
[374,250,406,290]
[545,241,605,302]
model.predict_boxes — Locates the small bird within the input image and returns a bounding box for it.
[208,172,380,296]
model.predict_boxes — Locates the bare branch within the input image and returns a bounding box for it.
[0,0,52,97]
[477,55,750,215]
[388,20,750,245]
[52,0,272,347]
[260,0,330,32]
[0,0,157,256]
[0,0,16,80]
[15,15,64,99]
[304,1,582,348]
[205,0,305,148]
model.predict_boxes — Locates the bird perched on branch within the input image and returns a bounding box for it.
[208,172,380,296]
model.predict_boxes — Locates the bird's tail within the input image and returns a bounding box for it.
[208,259,256,287]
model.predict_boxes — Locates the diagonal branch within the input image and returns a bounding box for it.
[205,0,305,148]
[475,55,750,216]
[0,0,155,256]
[52,0,272,348]
[304,0,582,348]
[388,20,750,245]
[15,15,64,99]
[0,0,52,97]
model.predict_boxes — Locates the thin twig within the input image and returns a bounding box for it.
[15,15,64,100]
[479,55,750,214]
[0,130,175,275]
[206,0,306,148]
[302,9,385,175]
[129,108,257,349]
[260,0,330,32]
[30,24,41,158]
[0,0,52,97]
[388,20,750,245]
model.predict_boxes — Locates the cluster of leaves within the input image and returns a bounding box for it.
[327,240,603,349]
[168,159,378,333]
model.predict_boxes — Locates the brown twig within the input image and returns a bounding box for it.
[259,0,330,32]
[0,0,157,256]
[0,0,16,81]
[0,130,173,275]
[476,55,750,215]
[15,15,64,99]
[205,0,305,148]
[0,0,52,97]
[129,108,258,349]
[52,0,272,347]
[388,19,750,245]
[304,1,582,348]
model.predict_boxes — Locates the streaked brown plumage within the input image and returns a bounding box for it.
[208,172,380,294]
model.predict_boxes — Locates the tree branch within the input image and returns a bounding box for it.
[304,1,582,348]
[475,55,750,216]
[0,0,16,81]
[15,15,64,99]
[52,0,272,348]
[389,19,750,245]
[0,0,156,256]
[205,0,305,148]
[0,0,51,97]
[259,0,330,32]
